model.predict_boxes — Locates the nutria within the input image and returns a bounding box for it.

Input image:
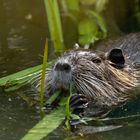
[36,33,140,117]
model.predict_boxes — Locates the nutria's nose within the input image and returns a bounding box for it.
[54,62,71,72]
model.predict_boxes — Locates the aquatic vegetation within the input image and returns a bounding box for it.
[0,65,42,92]
[78,11,107,46]
[65,82,72,130]
[59,0,107,48]
[40,39,48,117]
[0,0,140,139]
[44,0,64,52]
[21,106,66,140]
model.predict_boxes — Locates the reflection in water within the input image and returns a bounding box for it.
[0,0,8,53]
[0,0,140,140]
[0,91,38,140]
[0,0,48,76]
[0,0,48,140]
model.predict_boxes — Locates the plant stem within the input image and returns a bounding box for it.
[40,39,48,117]
[44,0,64,53]
[65,82,72,130]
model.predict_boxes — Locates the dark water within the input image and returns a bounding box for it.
[0,91,38,140]
[0,0,140,140]
[0,0,47,140]
[0,0,47,77]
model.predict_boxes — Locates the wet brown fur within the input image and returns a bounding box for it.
[35,33,140,117]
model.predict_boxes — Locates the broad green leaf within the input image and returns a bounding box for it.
[78,19,98,45]
[66,0,80,11]
[21,106,65,140]
[0,65,42,91]
[87,10,107,37]
[0,61,55,92]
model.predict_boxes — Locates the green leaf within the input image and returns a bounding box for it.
[87,10,107,37]
[95,0,108,13]
[78,10,107,46]
[65,82,72,130]
[40,39,49,117]
[44,0,64,52]
[0,61,55,92]
[0,65,42,90]
[78,19,99,45]
[21,106,66,140]
[0,65,41,86]
[45,90,60,105]
[66,0,80,11]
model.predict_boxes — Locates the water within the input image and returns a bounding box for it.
[0,0,47,139]
[0,0,140,140]
[0,0,47,76]
[0,92,38,140]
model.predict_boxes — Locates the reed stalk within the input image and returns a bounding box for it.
[40,39,48,117]
[44,0,64,52]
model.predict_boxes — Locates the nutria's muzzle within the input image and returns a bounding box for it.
[52,62,72,90]
[54,62,71,72]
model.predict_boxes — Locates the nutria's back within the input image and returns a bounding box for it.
[107,33,140,66]
[36,33,140,117]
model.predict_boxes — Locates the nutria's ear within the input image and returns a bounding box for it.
[107,48,125,69]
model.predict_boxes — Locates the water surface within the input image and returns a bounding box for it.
[0,0,140,140]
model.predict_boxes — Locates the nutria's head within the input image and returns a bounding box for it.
[36,49,136,107]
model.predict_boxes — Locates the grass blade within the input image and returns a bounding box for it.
[0,61,55,92]
[65,82,72,130]
[40,39,48,117]
[0,65,42,91]
[21,106,65,140]
[44,0,64,52]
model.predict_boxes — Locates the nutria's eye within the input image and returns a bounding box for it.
[92,58,101,64]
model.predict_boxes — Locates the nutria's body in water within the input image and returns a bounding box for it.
[36,33,140,117]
